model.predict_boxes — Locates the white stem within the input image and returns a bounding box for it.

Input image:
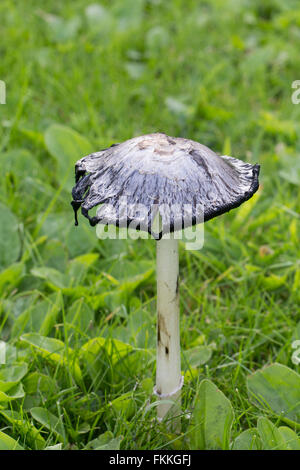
[155,236,182,429]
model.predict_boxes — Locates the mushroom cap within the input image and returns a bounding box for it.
[71,133,260,239]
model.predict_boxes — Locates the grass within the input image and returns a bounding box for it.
[0,0,300,450]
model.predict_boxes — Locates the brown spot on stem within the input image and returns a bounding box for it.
[157,311,170,340]
[176,275,179,295]
[165,346,169,355]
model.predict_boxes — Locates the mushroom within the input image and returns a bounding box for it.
[71,133,260,429]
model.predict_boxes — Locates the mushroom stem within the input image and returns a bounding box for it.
[155,235,182,430]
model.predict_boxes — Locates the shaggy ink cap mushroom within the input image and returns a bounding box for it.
[71,132,260,430]
[71,133,260,239]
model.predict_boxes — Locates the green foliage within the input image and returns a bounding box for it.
[0,410,46,450]
[232,429,261,450]
[0,363,28,392]
[247,363,300,427]
[30,407,66,443]
[257,417,287,450]
[182,346,212,370]
[20,333,83,384]
[0,431,24,450]
[0,0,300,450]
[0,204,21,269]
[85,431,123,450]
[188,379,234,450]
[44,124,93,190]
[232,418,300,450]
